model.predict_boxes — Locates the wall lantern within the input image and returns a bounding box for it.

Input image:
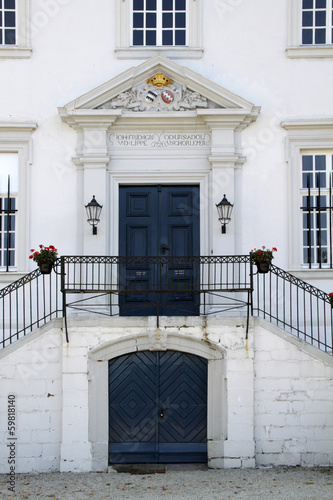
[216,194,233,234]
[85,195,103,235]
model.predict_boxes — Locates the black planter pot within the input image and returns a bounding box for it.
[254,260,271,274]
[38,261,54,274]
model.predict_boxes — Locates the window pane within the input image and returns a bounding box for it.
[133,30,144,45]
[0,13,2,26]
[175,12,186,28]
[175,29,186,45]
[146,12,156,28]
[162,30,173,45]
[146,30,156,45]
[315,10,326,26]
[133,0,144,9]
[315,155,326,170]
[0,31,2,45]
[302,155,313,171]
[5,11,15,27]
[163,0,173,11]
[163,13,173,28]
[176,0,186,9]
[4,0,15,8]
[302,29,313,44]
[0,1,2,9]
[303,0,313,8]
[315,28,326,43]
[4,29,15,44]
[303,248,314,264]
[316,0,326,7]
[303,172,313,188]
[303,11,313,27]
[146,0,156,10]
[133,13,144,28]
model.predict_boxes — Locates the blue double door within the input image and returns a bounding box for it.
[108,350,208,463]
[119,185,200,316]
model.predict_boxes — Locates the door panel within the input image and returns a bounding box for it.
[119,185,200,316]
[108,351,207,463]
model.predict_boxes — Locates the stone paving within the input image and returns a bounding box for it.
[0,467,332,499]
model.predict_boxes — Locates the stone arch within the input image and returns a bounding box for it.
[88,332,226,470]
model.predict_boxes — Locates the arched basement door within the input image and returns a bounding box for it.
[108,350,207,463]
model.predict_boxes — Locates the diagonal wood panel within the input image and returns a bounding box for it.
[109,350,207,463]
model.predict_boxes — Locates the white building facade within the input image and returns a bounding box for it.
[0,0,333,472]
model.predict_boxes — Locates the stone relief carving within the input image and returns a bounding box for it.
[99,82,209,112]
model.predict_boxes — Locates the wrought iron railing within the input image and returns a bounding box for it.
[0,255,332,354]
[252,263,333,353]
[0,263,62,349]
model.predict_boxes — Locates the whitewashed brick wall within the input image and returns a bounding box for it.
[0,317,332,473]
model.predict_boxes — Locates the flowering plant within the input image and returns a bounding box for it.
[29,245,58,264]
[329,292,333,307]
[250,246,277,262]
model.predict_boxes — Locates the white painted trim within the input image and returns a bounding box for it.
[286,0,333,58]
[282,119,333,270]
[88,332,225,471]
[0,122,37,274]
[115,0,202,59]
[0,0,31,58]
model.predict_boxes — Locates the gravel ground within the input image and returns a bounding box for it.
[0,468,332,500]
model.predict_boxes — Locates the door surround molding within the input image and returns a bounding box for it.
[88,332,225,471]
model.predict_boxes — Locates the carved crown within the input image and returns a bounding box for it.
[146,73,173,87]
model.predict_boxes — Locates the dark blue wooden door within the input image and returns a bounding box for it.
[119,185,200,315]
[108,351,207,463]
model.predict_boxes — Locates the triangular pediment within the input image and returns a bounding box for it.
[59,56,259,118]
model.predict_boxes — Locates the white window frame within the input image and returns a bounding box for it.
[282,118,333,277]
[0,122,37,278]
[300,150,333,268]
[0,0,31,59]
[287,0,333,58]
[115,0,203,59]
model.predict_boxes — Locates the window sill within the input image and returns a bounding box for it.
[288,268,333,281]
[286,45,333,58]
[115,47,204,60]
[0,46,32,59]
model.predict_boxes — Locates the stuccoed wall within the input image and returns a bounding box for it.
[0,317,332,473]
[0,0,331,285]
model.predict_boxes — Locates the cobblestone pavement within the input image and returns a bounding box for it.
[0,467,332,499]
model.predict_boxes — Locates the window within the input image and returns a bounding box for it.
[287,0,333,57]
[0,154,17,270]
[301,0,333,45]
[301,152,333,267]
[282,119,333,273]
[116,0,202,59]
[0,0,16,45]
[0,122,37,275]
[132,0,186,47]
[0,0,31,58]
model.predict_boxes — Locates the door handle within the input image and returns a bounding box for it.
[160,405,164,419]
[160,244,170,255]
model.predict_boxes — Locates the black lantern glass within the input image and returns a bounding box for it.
[216,194,233,234]
[85,195,103,235]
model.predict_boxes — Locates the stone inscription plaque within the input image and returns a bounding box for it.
[109,133,211,148]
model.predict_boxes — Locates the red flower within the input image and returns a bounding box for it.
[29,255,33,259]
[262,246,266,249]
[39,244,43,248]
[258,250,262,254]
[329,293,333,297]
[272,247,277,252]
[30,249,35,252]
